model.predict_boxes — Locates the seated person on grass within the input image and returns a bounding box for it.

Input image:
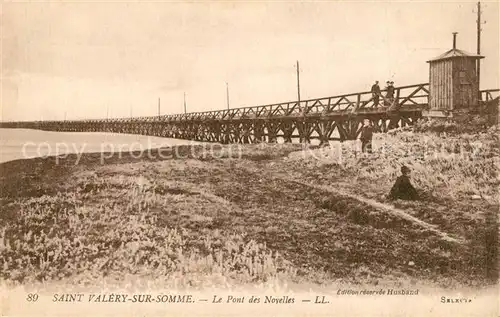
[388,165,419,201]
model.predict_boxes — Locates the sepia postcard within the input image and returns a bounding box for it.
[0,1,499,316]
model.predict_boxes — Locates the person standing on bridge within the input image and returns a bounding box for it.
[360,119,373,153]
[385,81,395,107]
[371,81,381,107]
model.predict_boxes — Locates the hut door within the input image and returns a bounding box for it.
[457,70,473,107]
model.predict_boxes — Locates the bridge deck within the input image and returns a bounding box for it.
[1,85,498,144]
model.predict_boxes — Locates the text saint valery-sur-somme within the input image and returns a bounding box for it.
[53,294,195,303]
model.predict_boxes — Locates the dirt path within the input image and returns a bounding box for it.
[283,177,464,244]
[240,166,464,244]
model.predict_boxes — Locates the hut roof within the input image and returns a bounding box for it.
[427,48,484,63]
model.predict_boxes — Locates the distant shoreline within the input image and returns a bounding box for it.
[0,128,202,164]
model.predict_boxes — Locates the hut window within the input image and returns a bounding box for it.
[459,71,469,85]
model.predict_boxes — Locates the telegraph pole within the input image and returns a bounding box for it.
[183,92,187,114]
[296,60,307,145]
[476,1,481,90]
[226,82,230,110]
[296,60,301,102]
[475,1,485,90]
[158,98,161,118]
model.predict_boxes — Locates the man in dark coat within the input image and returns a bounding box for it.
[371,81,381,107]
[388,165,419,200]
[385,81,395,107]
[360,119,373,153]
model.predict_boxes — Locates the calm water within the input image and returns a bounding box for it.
[0,129,201,163]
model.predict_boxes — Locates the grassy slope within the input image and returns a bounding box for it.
[0,130,498,290]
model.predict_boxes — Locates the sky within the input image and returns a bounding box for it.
[1,1,499,121]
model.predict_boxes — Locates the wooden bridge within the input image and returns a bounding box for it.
[1,84,498,144]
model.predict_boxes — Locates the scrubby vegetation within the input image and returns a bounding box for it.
[0,163,300,290]
[287,125,499,203]
[411,98,499,134]
[0,125,498,290]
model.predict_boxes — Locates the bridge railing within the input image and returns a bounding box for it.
[480,89,500,102]
[158,83,430,122]
[6,84,500,128]
[60,83,427,125]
